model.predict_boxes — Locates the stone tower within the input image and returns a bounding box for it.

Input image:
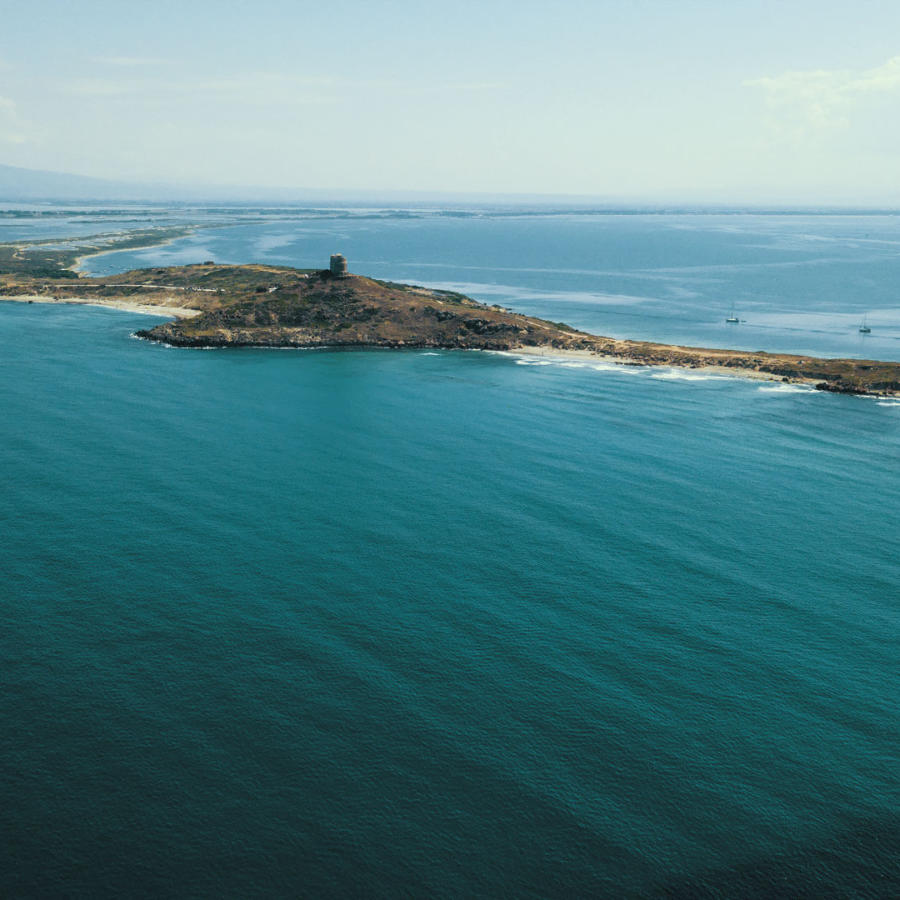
[330,253,348,277]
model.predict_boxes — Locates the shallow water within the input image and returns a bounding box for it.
[2,211,899,897]
[76,210,900,361]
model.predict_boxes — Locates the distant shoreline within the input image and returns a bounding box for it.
[67,229,199,275]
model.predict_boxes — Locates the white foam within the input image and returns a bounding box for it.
[591,363,643,375]
[649,369,728,382]
[756,383,814,394]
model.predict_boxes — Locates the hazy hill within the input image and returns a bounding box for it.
[0,164,160,202]
[0,163,623,207]
[0,163,279,203]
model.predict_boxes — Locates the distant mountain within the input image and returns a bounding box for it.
[8,162,882,211]
[0,163,167,202]
[0,163,463,204]
[0,163,627,207]
[0,163,311,203]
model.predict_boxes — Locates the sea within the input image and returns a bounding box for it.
[1,207,898,898]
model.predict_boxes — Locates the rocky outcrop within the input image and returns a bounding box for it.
[50,261,893,399]
[135,269,575,353]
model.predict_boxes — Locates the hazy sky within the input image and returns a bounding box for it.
[2,0,900,202]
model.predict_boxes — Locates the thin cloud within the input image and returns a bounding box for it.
[851,56,900,93]
[352,77,505,96]
[63,79,135,97]
[745,55,900,133]
[91,56,172,66]
[59,71,499,105]
[61,72,337,103]
[189,73,337,100]
[0,94,28,144]
[60,72,335,100]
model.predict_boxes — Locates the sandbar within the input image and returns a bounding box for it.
[0,293,200,318]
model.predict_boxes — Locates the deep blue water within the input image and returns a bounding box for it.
[2,212,900,897]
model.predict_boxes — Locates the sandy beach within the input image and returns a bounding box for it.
[0,293,201,318]
[66,227,200,275]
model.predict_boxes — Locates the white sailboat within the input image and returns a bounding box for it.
[726,302,739,323]
[859,314,871,334]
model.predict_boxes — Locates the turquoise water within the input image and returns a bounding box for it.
[82,211,900,361]
[2,213,900,896]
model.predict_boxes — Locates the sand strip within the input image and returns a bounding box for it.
[0,294,200,318]
[67,228,200,274]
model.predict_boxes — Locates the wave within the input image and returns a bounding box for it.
[756,383,815,394]
[591,362,644,375]
[649,369,729,382]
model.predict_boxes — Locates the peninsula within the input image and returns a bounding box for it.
[2,246,899,396]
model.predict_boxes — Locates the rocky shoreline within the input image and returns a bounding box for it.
[136,329,900,395]
[132,263,900,396]
[3,258,898,397]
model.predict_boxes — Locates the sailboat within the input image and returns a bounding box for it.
[859,314,871,334]
[725,302,740,323]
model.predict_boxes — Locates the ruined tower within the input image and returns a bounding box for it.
[330,253,348,277]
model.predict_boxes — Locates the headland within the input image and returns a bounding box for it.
[2,243,899,396]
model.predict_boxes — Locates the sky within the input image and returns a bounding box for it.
[2,0,900,203]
